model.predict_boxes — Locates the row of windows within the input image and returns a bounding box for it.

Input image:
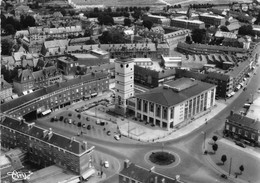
[226,124,257,139]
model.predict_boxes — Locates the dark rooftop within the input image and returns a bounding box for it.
[226,113,260,130]
[1,72,109,113]
[120,163,177,183]
[1,117,83,154]
[136,78,215,107]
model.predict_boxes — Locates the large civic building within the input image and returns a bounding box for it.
[134,78,216,130]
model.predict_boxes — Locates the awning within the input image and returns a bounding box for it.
[227,94,231,97]
[22,91,28,95]
[82,168,96,180]
[240,83,244,87]
[42,109,51,115]
[230,92,235,96]
[11,94,19,99]
[4,97,12,102]
[243,78,247,81]
[91,93,97,96]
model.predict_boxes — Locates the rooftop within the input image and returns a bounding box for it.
[226,113,260,130]
[1,117,89,154]
[136,78,215,107]
[120,163,178,183]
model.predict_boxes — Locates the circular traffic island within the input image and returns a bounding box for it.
[149,151,175,166]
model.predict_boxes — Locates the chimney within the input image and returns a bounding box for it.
[124,159,131,169]
[230,110,234,116]
[43,130,48,138]
[28,122,35,130]
[82,141,87,150]
[48,128,53,140]
[161,178,165,183]
[70,136,76,143]
[155,176,158,183]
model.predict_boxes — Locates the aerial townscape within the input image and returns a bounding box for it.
[1,0,260,183]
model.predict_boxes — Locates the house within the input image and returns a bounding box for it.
[119,160,183,183]
[0,75,13,103]
[224,112,260,147]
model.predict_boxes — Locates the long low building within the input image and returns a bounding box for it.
[1,71,109,118]
[134,78,216,130]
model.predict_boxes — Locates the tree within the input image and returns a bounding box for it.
[238,25,255,37]
[60,9,67,16]
[239,165,244,174]
[143,20,153,30]
[212,143,218,154]
[186,35,192,44]
[255,12,260,25]
[145,6,150,11]
[5,24,16,35]
[221,155,227,165]
[77,122,82,127]
[98,14,114,25]
[220,25,229,32]
[191,28,206,43]
[212,136,218,144]
[124,18,131,27]
[1,39,14,55]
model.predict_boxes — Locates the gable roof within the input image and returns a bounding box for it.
[1,117,83,154]
[120,163,177,183]
[227,113,260,130]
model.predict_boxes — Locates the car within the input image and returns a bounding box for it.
[114,134,120,141]
[107,131,111,136]
[87,125,91,130]
[235,141,246,148]
[68,119,72,124]
[104,161,109,168]
[82,124,87,128]
[151,124,155,127]
[220,174,227,179]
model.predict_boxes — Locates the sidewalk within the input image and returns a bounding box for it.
[203,138,260,183]
[117,102,226,143]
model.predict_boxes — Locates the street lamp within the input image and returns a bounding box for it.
[201,131,206,154]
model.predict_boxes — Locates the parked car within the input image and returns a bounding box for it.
[220,174,227,179]
[104,161,109,168]
[107,131,111,136]
[114,134,120,141]
[235,141,246,148]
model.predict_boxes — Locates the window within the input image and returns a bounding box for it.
[252,133,255,139]
[120,64,123,68]
[238,129,241,134]
[232,126,236,132]
[156,105,161,117]
[150,103,154,112]
[244,131,248,137]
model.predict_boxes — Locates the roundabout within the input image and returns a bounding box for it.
[144,150,181,168]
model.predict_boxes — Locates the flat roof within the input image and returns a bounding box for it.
[136,78,215,107]
[246,97,260,120]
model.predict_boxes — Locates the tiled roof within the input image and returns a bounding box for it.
[0,78,12,91]
[1,117,82,154]
[1,72,108,112]
[15,69,34,83]
[177,42,246,53]
[226,113,260,130]
[44,40,69,49]
[136,78,215,107]
[206,71,230,81]
[120,163,177,183]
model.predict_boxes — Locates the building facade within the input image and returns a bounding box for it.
[0,75,13,103]
[1,72,109,118]
[134,78,216,130]
[199,13,226,26]
[171,18,205,30]
[224,112,260,147]
[1,116,94,176]
[114,57,135,115]
[119,159,182,183]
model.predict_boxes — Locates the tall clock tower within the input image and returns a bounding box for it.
[114,56,134,115]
